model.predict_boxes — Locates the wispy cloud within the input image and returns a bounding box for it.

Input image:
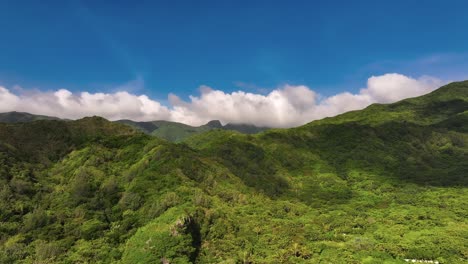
[362,52,468,81]
[234,81,271,94]
[0,73,446,127]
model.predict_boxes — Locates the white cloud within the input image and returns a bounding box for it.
[0,87,20,112]
[168,84,319,127]
[0,87,171,121]
[0,73,445,127]
[311,73,444,120]
[363,74,443,103]
[168,73,444,127]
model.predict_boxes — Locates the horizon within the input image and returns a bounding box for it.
[0,79,465,128]
[1,1,468,127]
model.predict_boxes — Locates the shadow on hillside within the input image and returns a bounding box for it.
[312,122,468,187]
[262,121,468,187]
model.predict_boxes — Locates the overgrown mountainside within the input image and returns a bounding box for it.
[0,81,467,263]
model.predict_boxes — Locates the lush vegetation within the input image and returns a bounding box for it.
[0,81,467,263]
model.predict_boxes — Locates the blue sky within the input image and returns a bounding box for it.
[0,1,467,126]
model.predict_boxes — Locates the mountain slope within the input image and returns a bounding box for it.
[312,80,468,126]
[0,111,61,123]
[0,81,467,263]
[0,116,139,163]
[186,81,468,187]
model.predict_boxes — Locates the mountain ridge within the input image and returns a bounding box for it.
[115,119,270,141]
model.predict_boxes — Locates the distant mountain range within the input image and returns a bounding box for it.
[115,119,269,142]
[0,112,270,142]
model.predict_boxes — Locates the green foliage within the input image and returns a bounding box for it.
[121,207,199,264]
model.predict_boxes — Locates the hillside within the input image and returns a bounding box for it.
[0,111,61,123]
[312,80,468,127]
[0,81,467,263]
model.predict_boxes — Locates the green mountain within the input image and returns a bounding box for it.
[115,119,269,142]
[0,111,61,123]
[0,81,467,263]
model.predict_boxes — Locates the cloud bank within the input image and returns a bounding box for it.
[0,73,444,127]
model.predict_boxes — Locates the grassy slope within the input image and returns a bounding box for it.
[0,82,467,263]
